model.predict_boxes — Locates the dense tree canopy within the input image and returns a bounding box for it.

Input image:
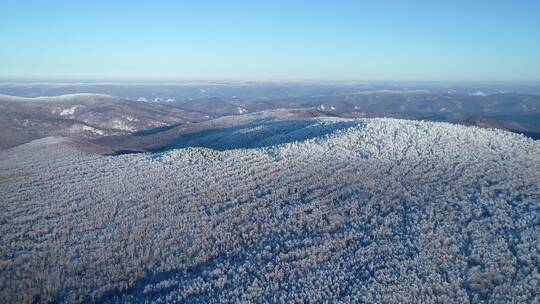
[1,118,539,303]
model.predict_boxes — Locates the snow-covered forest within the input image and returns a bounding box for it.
[1,117,539,303]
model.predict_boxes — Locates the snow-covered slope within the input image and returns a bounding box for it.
[1,118,539,303]
[0,94,203,149]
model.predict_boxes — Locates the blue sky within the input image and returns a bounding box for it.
[1,0,539,81]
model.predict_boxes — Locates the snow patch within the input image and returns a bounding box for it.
[111,119,135,131]
[82,125,106,135]
[59,106,78,116]
[470,90,487,97]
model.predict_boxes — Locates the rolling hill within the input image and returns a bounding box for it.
[0,94,205,149]
[2,90,540,151]
[1,114,539,303]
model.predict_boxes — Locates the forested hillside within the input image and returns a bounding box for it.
[1,117,539,303]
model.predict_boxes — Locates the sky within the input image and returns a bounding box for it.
[1,0,539,81]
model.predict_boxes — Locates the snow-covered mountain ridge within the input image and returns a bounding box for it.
[0,93,119,102]
[0,93,204,149]
[1,117,539,303]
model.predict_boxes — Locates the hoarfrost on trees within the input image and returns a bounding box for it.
[0,118,539,303]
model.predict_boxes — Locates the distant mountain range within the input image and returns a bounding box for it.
[1,88,539,151]
[0,94,205,149]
